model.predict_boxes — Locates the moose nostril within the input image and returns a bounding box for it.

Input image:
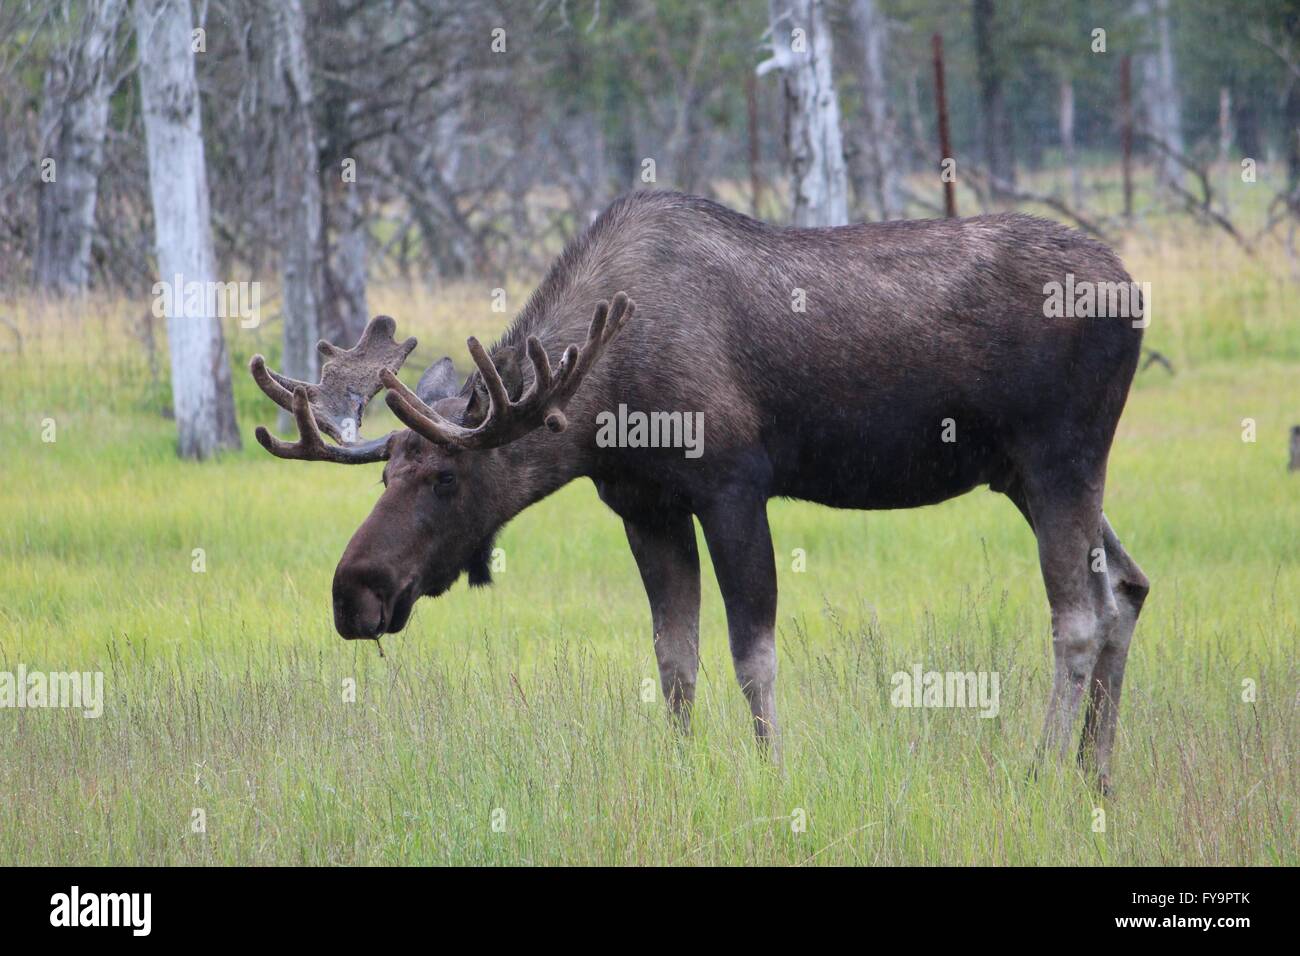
[332,580,388,640]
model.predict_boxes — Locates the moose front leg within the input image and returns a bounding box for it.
[697,488,780,759]
[623,511,701,732]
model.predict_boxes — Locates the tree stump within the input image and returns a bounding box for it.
[1290,426,1300,472]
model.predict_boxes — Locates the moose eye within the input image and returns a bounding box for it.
[434,470,457,495]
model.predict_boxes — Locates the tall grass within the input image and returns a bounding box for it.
[0,224,1296,865]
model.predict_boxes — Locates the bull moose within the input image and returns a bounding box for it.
[251,190,1149,791]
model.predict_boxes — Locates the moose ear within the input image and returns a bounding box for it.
[415,357,461,404]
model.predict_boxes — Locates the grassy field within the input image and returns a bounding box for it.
[0,221,1296,865]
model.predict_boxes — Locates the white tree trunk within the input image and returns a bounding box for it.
[760,0,848,227]
[135,0,240,458]
[1134,0,1183,189]
[1217,86,1232,216]
[316,0,369,345]
[847,0,899,220]
[272,0,323,393]
[331,180,369,342]
[1059,77,1083,208]
[34,0,126,293]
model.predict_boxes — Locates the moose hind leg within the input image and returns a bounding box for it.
[696,488,780,759]
[1078,515,1149,793]
[622,511,702,733]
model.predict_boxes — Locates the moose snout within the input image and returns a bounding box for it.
[332,565,401,639]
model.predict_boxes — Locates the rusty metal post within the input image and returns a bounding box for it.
[932,32,956,218]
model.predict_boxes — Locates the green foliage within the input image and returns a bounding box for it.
[0,237,1296,863]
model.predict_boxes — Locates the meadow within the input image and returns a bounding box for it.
[0,209,1296,865]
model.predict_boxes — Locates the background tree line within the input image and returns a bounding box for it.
[1,0,1298,457]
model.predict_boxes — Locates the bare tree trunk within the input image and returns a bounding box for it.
[846,0,900,220]
[1059,77,1083,209]
[395,63,480,278]
[973,0,1014,197]
[272,0,324,400]
[759,0,848,226]
[328,178,369,343]
[34,0,126,293]
[135,0,239,458]
[1134,0,1183,190]
[1218,86,1232,216]
[317,0,369,345]
[906,66,928,169]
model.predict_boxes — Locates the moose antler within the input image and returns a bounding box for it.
[249,315,417,463]
[381,292,635,450]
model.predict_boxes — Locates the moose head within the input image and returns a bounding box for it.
[250,294,634,639]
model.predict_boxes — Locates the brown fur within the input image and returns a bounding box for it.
[262,191,1149,789]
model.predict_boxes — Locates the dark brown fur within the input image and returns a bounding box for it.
[308,191,1149,789]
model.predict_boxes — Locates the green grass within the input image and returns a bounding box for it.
[0,229,1296,865]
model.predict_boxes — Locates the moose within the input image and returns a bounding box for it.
[251,190,1149,791]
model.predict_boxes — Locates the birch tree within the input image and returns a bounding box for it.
[758,0,848,227]
[845,0,900,221]
[318,0,372,346]
[1134,0,1184,190]
[325,180,369,347]
[271,0,324,395]
[34,0,126,293]
[135,0,240,458]
[1058,77,1082,209]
